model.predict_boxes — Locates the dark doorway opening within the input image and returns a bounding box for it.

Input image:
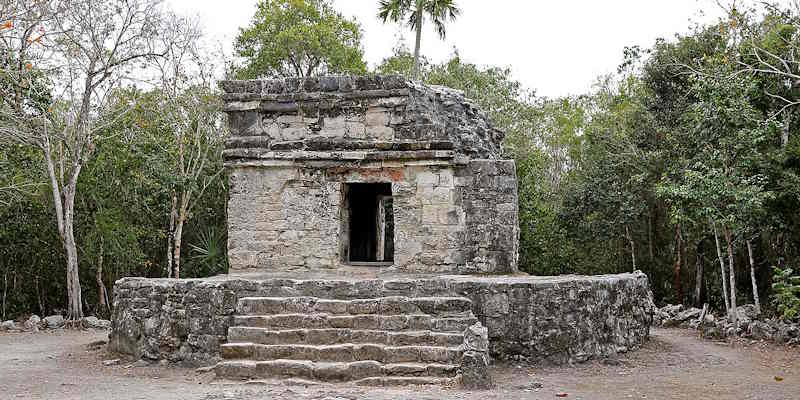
[346,183,394,264]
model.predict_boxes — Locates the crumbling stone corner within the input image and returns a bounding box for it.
[460,321,494,389]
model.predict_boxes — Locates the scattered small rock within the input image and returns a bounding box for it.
[133,359,150,367]
[86,340,107,350]
[195,365,215,374]
[602,357,621,366]
[0,320,16,331]
[43,315,65,329]
[514,382,543,391]
[657,303,800,347]
[24,315,41,332]
[83,316,111,330]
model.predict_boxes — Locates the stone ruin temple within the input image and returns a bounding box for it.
[109,76,654,389]
[223,75,518,275]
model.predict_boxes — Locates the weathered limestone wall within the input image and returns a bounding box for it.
[457,160,519,274]
[447,273,654,363]
[227,158,518,274]
[109,272,653,366]
[223,75,519,275]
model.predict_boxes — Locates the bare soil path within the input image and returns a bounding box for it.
[0,328,797,400]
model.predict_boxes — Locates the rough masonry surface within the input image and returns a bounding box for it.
[109,272,654,367]
[222,75,519,275]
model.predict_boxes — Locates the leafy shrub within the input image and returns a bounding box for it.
[772,267,800,322]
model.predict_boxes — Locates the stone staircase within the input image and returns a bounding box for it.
[215,295,482,386]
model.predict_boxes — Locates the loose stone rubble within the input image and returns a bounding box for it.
[654,303,800,345]
[0,315,111,333]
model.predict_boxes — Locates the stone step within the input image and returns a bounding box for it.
[354,376,455,387]
[236,296,473,316]
[215,359,458,383]
[220,343,463,364]
[232,313,478,333]
[228,327,464,347]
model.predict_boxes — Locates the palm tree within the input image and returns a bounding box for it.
[378,0,461,79]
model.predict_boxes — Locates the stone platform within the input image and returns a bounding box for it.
[110,271,654,379]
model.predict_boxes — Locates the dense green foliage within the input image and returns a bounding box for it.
[234,0,367,78]
[0,89,227,320]
[772,267,800,322]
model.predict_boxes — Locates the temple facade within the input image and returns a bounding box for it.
[222,75,519,274]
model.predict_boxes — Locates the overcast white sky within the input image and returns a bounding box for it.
[165,0,727,98]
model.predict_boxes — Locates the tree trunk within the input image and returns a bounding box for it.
[35,274,43,316]
[674,225,682,304]
[167,193,177,278]
[96,235,108,316]
[413,3,423,80]
[2,270,7,321]
[647,208,654,262]
[746,239,761,316]
[782,108,791,148]
[625,225,636,272]
[712,220,730,314]
[64,219,83,319]
[695,250,703,307]
[723,226,737,329]
[43,138,83,320]
[173,213,185,279]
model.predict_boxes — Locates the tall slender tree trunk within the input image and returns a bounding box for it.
[647,208,654,262]
[625,225,636,272]
[35,274,43,316]
[782,109,791,148]
[674,225,682,303]
[172,191,192,279]
[172,193,191,279]
[2,270,7,321]
[712,220,730,314]
[695,249,704,307]
[63,186,83,319]
[96,235,108,316]
[723,225,737,329]
[746,239,761,315]
[173,219,184,279]
[167,194,177,278]
[43,137,84,320]
[413,3,423,80]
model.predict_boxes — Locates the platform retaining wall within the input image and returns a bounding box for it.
[109,272,654,366]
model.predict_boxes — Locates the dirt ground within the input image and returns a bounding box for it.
[0,328,797,400]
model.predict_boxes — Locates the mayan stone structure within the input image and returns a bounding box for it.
[222,75,519,274]
[109,76,654,389]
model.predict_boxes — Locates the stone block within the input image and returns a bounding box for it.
[416,171,439,186]
[463,322,489,352]
[365,109,390,126]
[352,344,386,362]
[345,121,366,138]
[366,125,394,140]
[460,351,493,389]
